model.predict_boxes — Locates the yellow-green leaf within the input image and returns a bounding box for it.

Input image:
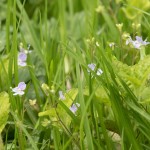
[0,92,10,133]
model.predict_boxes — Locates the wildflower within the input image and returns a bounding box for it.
[70,103,80,114]
[126,36,150,49]
[97,68,103,76]
[11,82,26,96]
[126,36,133,45]
[87,63,103,76]
[59,91,65,100]
[87,63,96,72]
[18,52,27,66]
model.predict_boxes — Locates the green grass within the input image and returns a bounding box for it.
[0,0,150,149]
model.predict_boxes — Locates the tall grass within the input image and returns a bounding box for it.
[0,0,150,149]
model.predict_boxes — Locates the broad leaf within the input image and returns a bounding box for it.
[0,92,10,133]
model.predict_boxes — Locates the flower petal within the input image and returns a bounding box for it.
[18,52,27,61]
[87,63,96,72]
[18,82,26,90]
[97,68,103,76]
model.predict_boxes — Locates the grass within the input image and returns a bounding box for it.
[0,0,150,149]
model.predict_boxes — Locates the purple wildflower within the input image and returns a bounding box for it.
[87,63,96,72]
[126,36,150,49]
[70,103,80,114]
[87,63,103,76]
[18,52,27,66]
[11,82,26,96]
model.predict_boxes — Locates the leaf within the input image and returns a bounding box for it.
[38,88,79,129]
[95,87,111,105]
[122,0,150,19]
[83,87,110,105]
[0,92,10,133]
[63,88,78,107]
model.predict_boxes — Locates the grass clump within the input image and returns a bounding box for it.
[0,0,150,149]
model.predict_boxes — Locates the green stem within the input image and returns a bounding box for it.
[140,47,146,60]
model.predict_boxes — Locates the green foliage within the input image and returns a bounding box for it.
[122,0,150,20]
[112,55,150,103]
[1,0,150,149]
[0,92,10,133]
[39,88,78,129]
[0,56,10,91]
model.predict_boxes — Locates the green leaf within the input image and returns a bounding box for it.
[38,88,79,129]
[63,88,78,107]
[0,92,10,133]
[83,87,110,105]
[122,0,150,19]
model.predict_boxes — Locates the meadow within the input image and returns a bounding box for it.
[0,0,150,149]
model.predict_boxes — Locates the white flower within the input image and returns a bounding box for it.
[11,82,26,96]
[96,68,103,76]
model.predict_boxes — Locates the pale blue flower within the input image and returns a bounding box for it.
[12,82,26,96]
[70,103,80,114]
[59,91,65,100]
[87,63,96,72]
[18,52,27,66]
[126,36,150,49]
[87,63,103,76]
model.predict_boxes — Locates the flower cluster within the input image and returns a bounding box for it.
[58,90,80,114]
[11,82,26,96]
[87,63,103,76]
[18,43,32,67]
[126,36,150,49]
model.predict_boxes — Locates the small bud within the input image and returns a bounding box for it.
[50,85,55,94]
[29,99,36,106]
[41,83,50,96]
[91,37,95,42]
[95,5,104,13]
[132,23,141,31]
[116,23,123,33]
[96,41,100,47]
[86,39,90,43]
[137,24,141,29]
